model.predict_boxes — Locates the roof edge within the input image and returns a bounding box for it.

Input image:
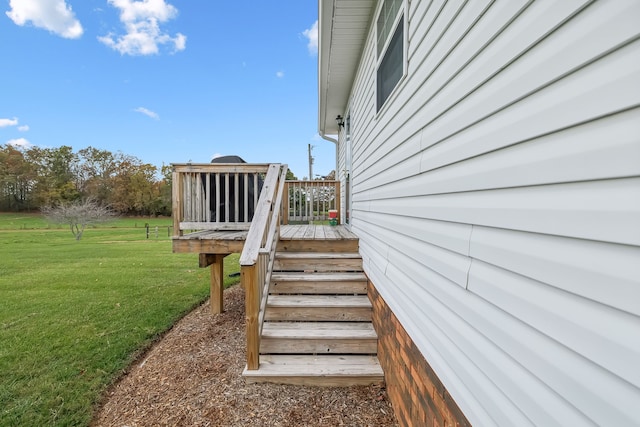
[318,0,375,137]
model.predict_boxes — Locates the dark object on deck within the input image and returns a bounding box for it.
[208,155,263,222]
[212,155,246,164]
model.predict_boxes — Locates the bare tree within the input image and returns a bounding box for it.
[43,200,115,240]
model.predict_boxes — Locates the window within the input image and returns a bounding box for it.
[376,0,405,112]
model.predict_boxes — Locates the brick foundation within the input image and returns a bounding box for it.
[369,281,471,427]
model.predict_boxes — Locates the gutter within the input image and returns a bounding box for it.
[318,0,336,141]
[319,133,337,144]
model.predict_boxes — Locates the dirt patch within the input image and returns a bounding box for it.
[92,286,398,427]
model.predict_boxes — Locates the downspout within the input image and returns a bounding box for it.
[319,132,338,177]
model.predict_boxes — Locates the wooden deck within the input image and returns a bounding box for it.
[172,229,249,254]
[279,225,359,253]
[172,225,358,254]
[172,223,382,386]
[172,225,360,316]
[279,224,357,240]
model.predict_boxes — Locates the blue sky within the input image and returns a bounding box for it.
[0,0,334,179]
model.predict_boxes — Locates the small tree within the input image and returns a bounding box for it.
[43,200,115,240]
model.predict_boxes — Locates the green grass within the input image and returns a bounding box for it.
[0,213,240,426]
[0,212,173,230]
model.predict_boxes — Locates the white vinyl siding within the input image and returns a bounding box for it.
[343,0,640,425]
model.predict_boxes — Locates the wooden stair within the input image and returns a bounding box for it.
[243,229,384,386]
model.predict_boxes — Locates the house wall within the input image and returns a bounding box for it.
[369,280,471,427]
[340,1,640,425]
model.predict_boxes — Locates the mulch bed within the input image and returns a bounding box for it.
[91,285,398,426]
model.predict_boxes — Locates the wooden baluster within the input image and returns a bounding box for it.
[234,172,240,223]
[205,173,211,222]
[282,181,288,225]
[196,172,202,222]
[215,173,220,223]
[244,172,249,223]
[253,173,259,220]
[224,173,230,223]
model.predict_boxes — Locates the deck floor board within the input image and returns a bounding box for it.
[173,225,357,254]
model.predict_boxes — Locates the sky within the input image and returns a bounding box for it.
[0,0,335,179]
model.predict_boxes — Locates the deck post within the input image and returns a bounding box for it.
[243,263,260,370]
[210,254,226,314]
[199,253,228,314]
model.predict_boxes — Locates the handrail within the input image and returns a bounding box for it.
[240,163,288,370]
[256,165,289,331]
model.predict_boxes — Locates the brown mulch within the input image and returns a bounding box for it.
[91,286,398,427]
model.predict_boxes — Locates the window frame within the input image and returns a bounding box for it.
[375,0,407,113]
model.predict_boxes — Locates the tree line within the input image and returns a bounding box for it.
[0,144,172,216]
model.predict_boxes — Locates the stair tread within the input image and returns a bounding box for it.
[276,252,361,259]
[271,272,366,281]
[244,355,383,376]
[262,322,376,339]
[267,295,371,307]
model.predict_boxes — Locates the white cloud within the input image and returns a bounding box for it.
[276,70,284,78]
[302,20,318,55]
[5,0,83,39]
[99,0,186,56]
[0,117,19,127]
[7,138,32,148]
[18,125,30,132]
[134,107,159,120]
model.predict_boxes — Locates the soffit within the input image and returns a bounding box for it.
[319,0,375,135]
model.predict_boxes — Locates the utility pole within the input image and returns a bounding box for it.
[308,144,314,181]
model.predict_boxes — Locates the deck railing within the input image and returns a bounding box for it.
[283,180,340,224]
[240,164,288,370]
[172,163,270,236]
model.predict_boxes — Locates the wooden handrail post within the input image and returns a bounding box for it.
[243,263,259,370]
[283,181,290,225]
[172,169,183,237]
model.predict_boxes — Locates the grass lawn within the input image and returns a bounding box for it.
[0,213,241,426]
